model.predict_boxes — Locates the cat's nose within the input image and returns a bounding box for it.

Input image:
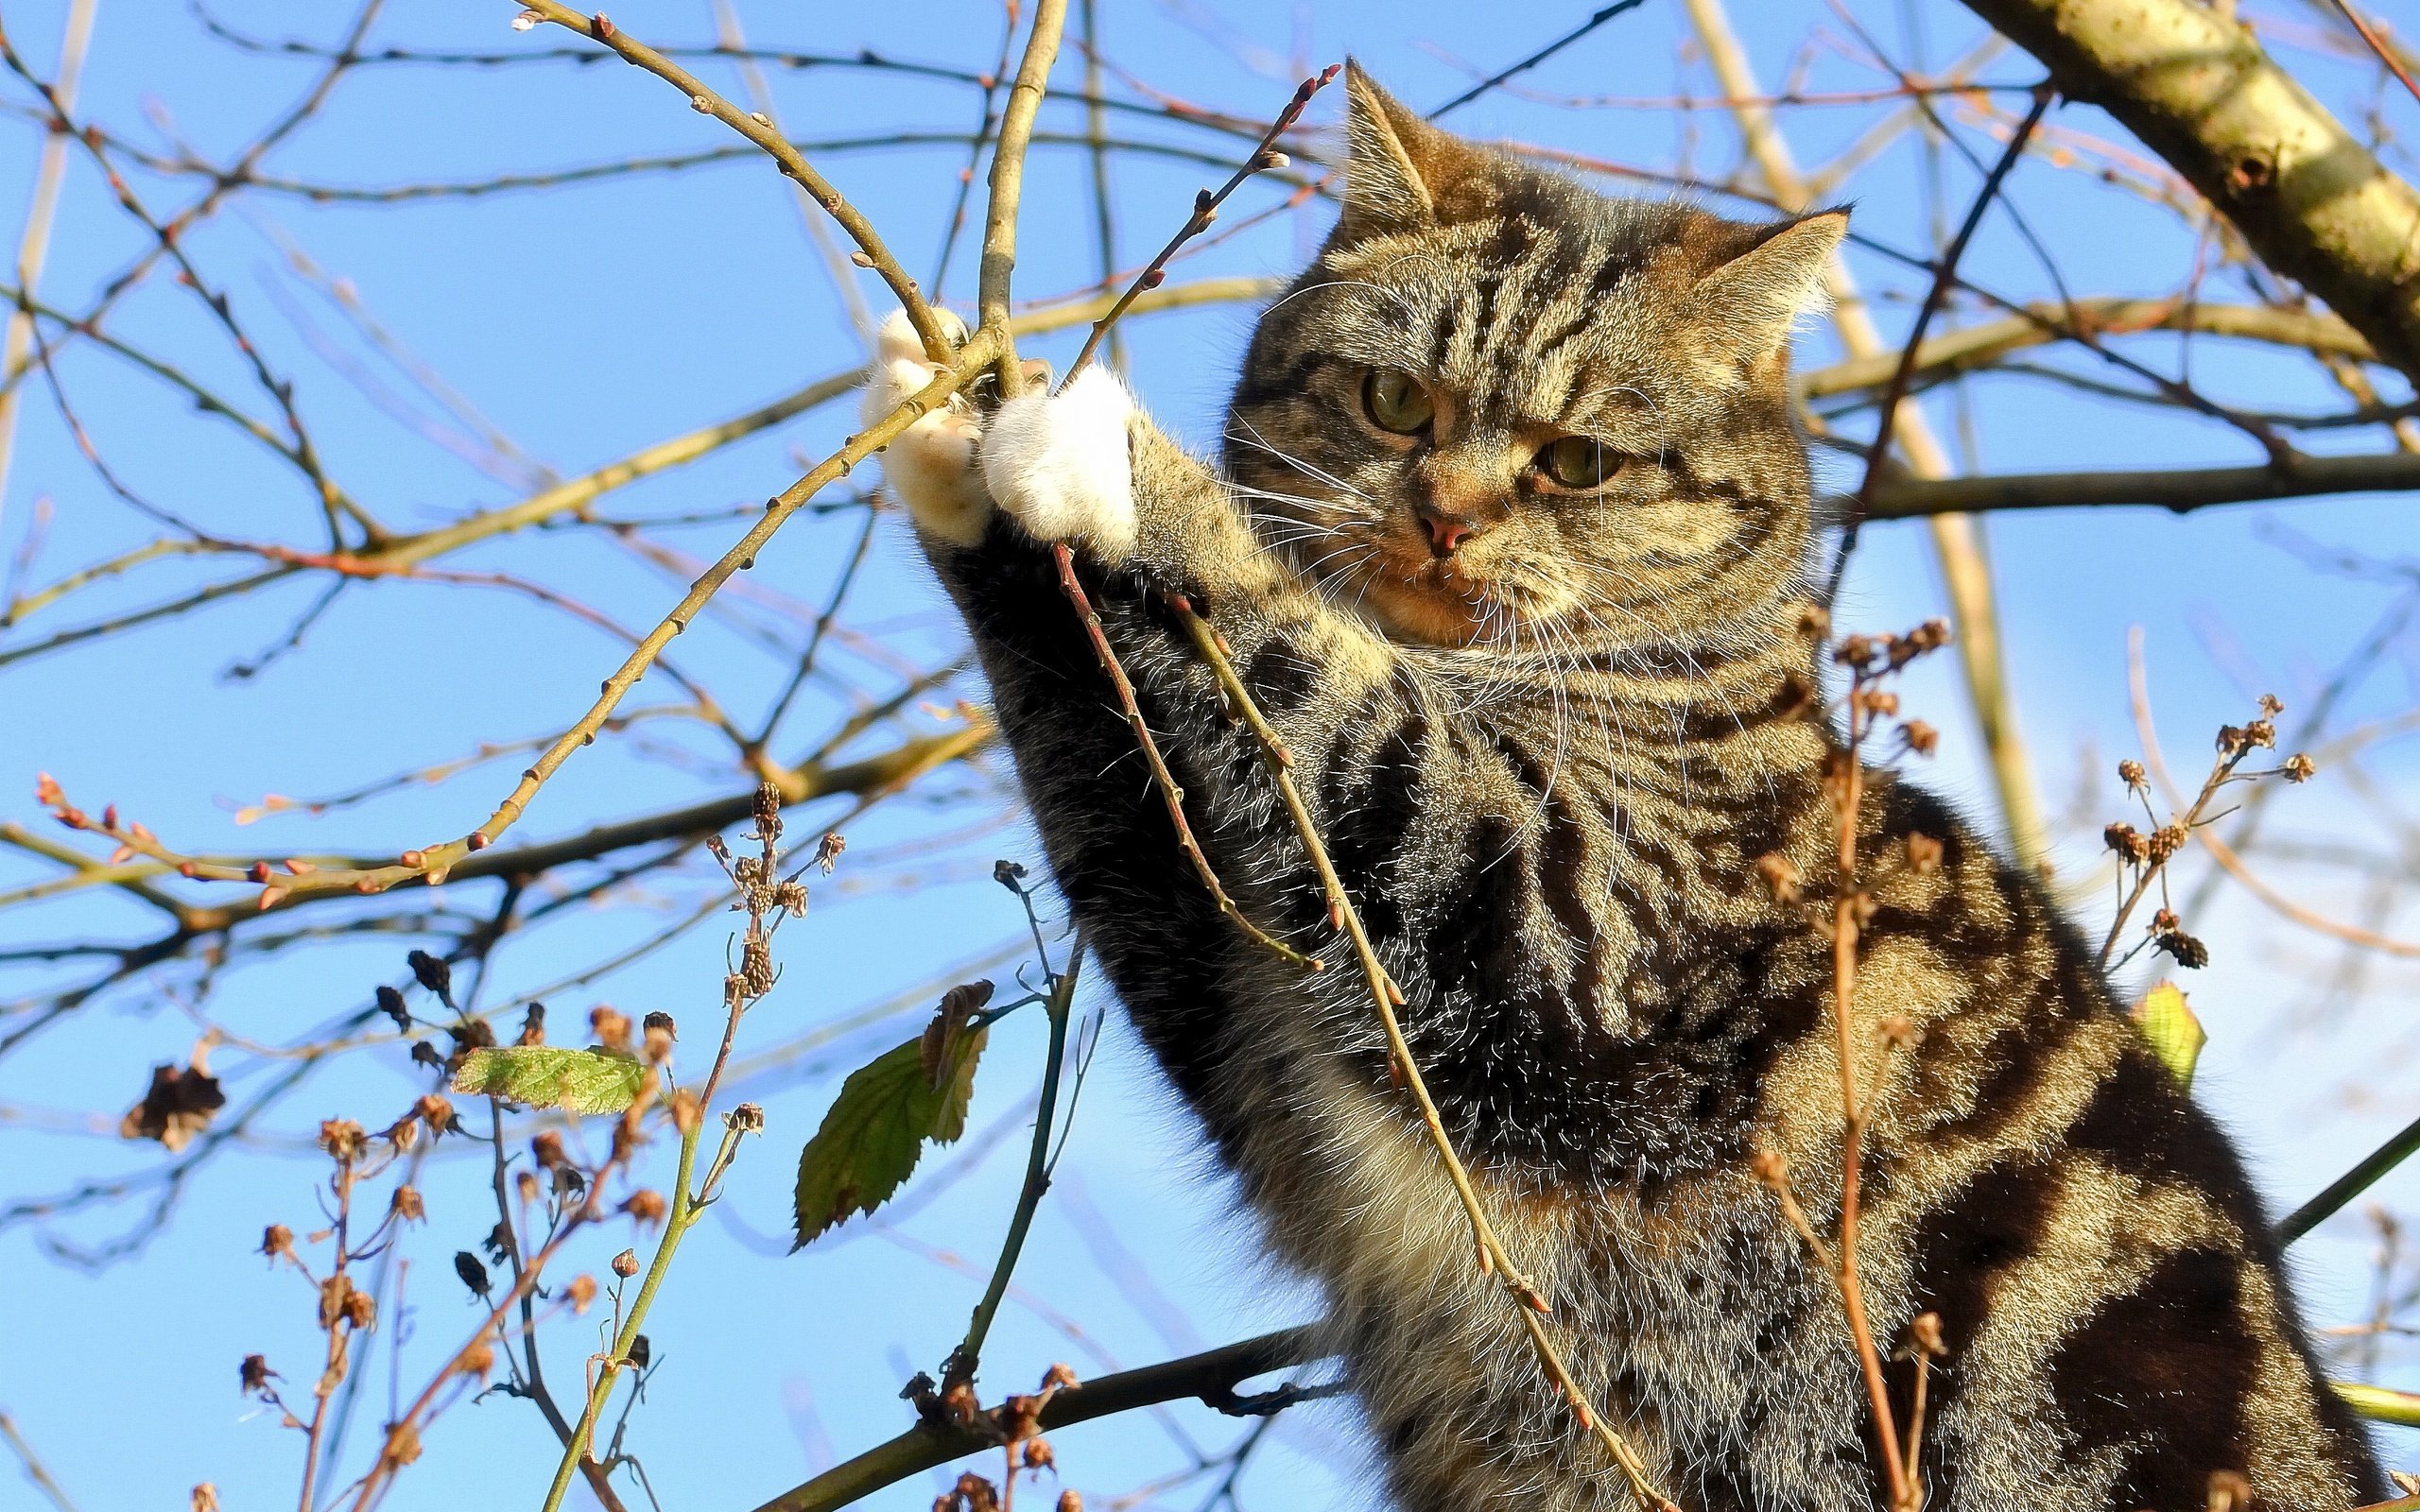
[1418,507,1481,558]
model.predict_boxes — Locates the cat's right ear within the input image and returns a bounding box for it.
[1335,60,1488,243]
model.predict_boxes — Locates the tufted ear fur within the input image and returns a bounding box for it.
[1688,209,1849,365]
[1334,60,1501,243]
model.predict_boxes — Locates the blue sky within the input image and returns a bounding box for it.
[3,2,2419,1509]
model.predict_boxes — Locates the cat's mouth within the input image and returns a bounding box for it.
[1340,549,1512,646]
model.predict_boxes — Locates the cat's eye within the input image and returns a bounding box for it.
[1536,435,1622,490]
[1362,369,1434,435]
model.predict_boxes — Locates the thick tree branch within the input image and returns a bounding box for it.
[1863,449,2420,516]
[1958,0,2420,378]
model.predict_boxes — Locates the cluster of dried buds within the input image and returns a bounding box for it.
[2100,695,2316,971]
[703,782,835,1014]
[1831,615,1952,678]
[913,1364,1086,1512]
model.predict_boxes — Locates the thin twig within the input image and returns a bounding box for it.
[944,938,1086,1387]
[511,1,953,361]
[1852,85,2055,515]
[1426,0,1651,120]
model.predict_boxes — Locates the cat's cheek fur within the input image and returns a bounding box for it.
[861,312,992,547]
[979,364,1139,561]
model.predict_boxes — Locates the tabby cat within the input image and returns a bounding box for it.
[863,63,2384,1512]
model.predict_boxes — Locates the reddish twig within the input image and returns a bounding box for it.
[1059,63,1337,386]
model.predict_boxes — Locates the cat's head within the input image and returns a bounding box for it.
[1228,63,1841,653]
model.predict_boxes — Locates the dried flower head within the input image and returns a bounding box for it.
[376,985,411,1032]
[2118,758,2148,793]
[612,1247,641,1279]
[122,1060,227,1153]
[390,1185,425,1224]
[729,1102,767,1134]
[590,1007,632,1055]
[406,949,454,1005]
[1898,719,1939,757]
[381,1419,422,1469]
[454,1250,492,1298]
[1904,833,1943,876]
[240,1354,276,1395]
[1909,1311,1945,1359]
[1754,852,1802,905]
[2282,752,2317,782]
[414,1093,455,1135]
[262,1223,296,1262]
[2207,1469,2252,1512]
[753,779,785,841]
[319,1119,368,1162]
[619,1185,667,1233]
[458,1336,496,1382]
[518,1002,547,1047]
[817,832,847,873]
[740,936,776,997]
[566,1274,599,1314]
[319,1275,357,1331]
[2154,926,2211,971]
[2102,822,2149,865]
[193,1486,220,1512]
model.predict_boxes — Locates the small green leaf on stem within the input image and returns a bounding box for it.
[451,1045,647,1114]
[2130,980,2205,1088]
[792,1025,988,1246]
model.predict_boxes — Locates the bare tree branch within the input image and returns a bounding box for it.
[1959,0,2420,378]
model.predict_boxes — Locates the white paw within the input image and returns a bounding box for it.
[861,308,990,546]
[979,364,1138,560]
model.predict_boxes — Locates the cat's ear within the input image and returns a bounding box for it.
[1690,210,1848,362]
[1335,60,1494,242]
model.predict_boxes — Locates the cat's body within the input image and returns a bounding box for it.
[868,66,2384,1512]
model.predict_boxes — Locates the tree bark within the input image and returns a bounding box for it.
[1960,0,2420,379]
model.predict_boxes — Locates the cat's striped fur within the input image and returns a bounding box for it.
[879,64,2383,1512]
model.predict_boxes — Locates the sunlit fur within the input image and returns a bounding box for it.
[891,63,2383,1512]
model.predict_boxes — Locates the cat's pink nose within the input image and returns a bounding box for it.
[1419,508,1479,557]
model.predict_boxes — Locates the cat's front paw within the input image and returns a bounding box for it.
[979,364,1139,561]
[861,308,990,546]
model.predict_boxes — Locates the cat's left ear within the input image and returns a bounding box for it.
[1335,60,1500,243]
[1690,209,1849,362]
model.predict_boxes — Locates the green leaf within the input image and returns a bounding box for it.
[792,1024,987,1246]
[451,1046,648,1115]
[2130,981,2205,1089]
